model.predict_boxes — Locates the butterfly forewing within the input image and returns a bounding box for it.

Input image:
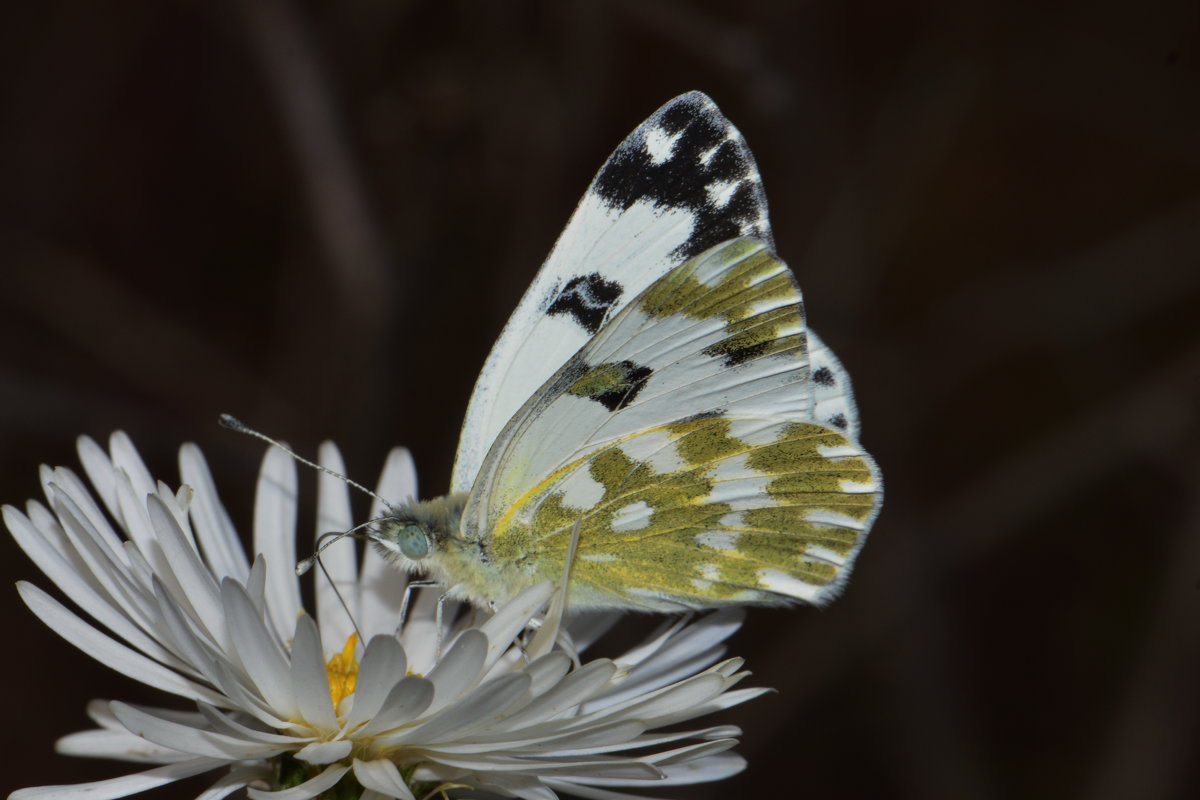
[452,92,773,493]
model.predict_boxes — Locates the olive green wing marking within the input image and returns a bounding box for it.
[487,416,880,610]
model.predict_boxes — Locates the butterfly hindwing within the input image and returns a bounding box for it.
[455,238,881,609]
[807,330,862,440]
[483,416,878,610]
[452,92,772,493]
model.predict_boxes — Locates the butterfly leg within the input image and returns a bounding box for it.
[397,579,441,631]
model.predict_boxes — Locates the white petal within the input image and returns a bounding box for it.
[423,718,645,755]
[353,676,434,737]
[483,660,617,733]
[16,582,225,705]
[653,750,745,784]
[594,610,743,709]
[9,757,225,800]
[195,766,274,800]
[5,505,180,669]
[352,758,415,800]
[152,578,225,682]
[221,579,298,719]
[110,702,286,760]
[369,447,418,517]
[421,752,660,779]
[577,672,728,729]
[644,686,770,729]
[385,672,532,746]
[295,739,352,764]
[44,464,127,562]
[179,443,249,582]
[358,447,417,637]
[290,613,337,730]
[424,629,487,712]
[252,446,301,640]
[312,442,360,650]
[207,659,294,730]
[145,496,225,638]
[109,431,157,503]
[469,773,557,800]
[197,704,309,746]
[343,634,407,730]
[397,588,444,674]
[246,764,349,799]
[520,651,573,699]
[477,581,554,670]
[56,728,191,763]
[76,434,120,520]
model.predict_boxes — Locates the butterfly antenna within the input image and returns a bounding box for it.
[296,522,375,576]
[219,414,387,505]
[308,540,365,645]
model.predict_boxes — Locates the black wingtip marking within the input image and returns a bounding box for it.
[546,273,624,334]
[813,366,836,387]
[590,93,770,264]
[829,413,848,430]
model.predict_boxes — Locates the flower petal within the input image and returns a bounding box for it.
[252,446,301,640]
[5,505,180,669]
[477,581,554,670]
[313,441,359,650]
[295,739,353,764]
[179,442,250,582]
[16,582,226,705]
[352,758,416,800]
[353,676,434,738]
[290,613,338,730]
[110,702,287,760]
[55,728,192,763]
[343,634,407,730]
[245,764,350,800]
[424,629,488,712]
[358,447,417,639]
[384,672,532,746]
[144,495,225,640]
[481,659,618,733]
[221,578,298,719]
[195,765,274,800]
[9,757,225,800]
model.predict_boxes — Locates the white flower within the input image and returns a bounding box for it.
[6,433,765,800]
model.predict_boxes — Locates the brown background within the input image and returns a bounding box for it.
[2,1,1199,798]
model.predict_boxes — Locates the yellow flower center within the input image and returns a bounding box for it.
[325,633,359,710]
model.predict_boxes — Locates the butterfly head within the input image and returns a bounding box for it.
[369,492,469,566]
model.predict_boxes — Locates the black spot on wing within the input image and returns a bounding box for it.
[591,93,769,262]
[812,366,835,387]
[589,361,653,412]
[562,359,654,413]
[707,339,771,367]
[546,273,623,334]
[829,413,848,430]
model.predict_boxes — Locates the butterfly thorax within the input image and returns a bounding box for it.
[370,492,534,608]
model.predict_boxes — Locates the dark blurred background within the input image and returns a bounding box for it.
[2,1,1199,798]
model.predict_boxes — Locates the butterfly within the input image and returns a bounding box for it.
[371,92,882,612]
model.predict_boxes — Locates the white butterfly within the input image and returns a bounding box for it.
[372,92,882,611]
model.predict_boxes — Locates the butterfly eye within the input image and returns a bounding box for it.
[396,524,429,560]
